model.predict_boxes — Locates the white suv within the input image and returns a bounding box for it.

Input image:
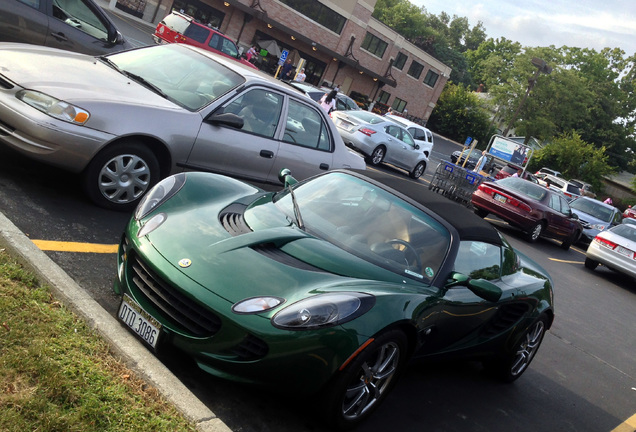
[385,114,435,157]
[542,174,581,200]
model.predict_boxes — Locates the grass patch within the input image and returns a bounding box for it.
[0,248,196,432]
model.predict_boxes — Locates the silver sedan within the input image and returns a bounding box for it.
[0,43,364,210]
[585,223,636,280]
[331,110,428,179]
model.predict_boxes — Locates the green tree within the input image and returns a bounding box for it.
[528,132,614,192]
[427,83,494,146]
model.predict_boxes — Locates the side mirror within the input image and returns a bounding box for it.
[570,212,579,220]
[414,144,420,150]
[278,168,298,187]
[446,272,502,302]
[205,112,244,129]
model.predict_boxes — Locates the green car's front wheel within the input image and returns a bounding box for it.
[323,329,408,430]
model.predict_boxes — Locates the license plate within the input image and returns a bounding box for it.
[337,120,354,131]
[616,245,634,258]
[494,193,507,203]
[118,294,162,349]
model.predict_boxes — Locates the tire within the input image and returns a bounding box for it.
[584,257,599,270]
[561,230,580,251]
[410,161,426,179]
[474,207,489,218]
[487,314,549,383]
[322,330,408,430]
[366,146,386,166]
[525,221,544,242]
[82,141,160,211]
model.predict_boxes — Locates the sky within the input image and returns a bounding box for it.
[409,0,636,55]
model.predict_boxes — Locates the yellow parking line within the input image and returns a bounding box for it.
[31,240,118,254]
[611,413,636,432]
[549,258,584,264]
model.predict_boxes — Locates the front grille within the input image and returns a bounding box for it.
[481,303,530,338]
[230,334,269,360]
[130,253,221,337]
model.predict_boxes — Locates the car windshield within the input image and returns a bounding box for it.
[273,172,451,283]
[105,44,245,111]
[570,199,612,222]
[610,224,636,241]
[497,177,548,201]
[345,111,386,124]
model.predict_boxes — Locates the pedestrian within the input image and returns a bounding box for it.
[280,58,293,80]
[295,68,306,82]
[603,197,613,205]
[385,107,393,116]
[333,84,340,92]
[319,89,338,114]
[475,151,488,172]
[246,45,257,62]
[511,168,522,177]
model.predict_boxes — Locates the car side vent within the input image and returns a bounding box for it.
[252,243,327,272]
[481,302,531,338]
[0,77,13,89]
[219,203,252,236]
[130,253,222,337]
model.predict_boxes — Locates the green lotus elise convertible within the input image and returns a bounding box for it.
[113,168,554,430]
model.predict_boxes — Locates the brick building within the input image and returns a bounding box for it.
[111,0,452,123]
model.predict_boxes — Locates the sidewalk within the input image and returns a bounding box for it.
[0,212,232,432]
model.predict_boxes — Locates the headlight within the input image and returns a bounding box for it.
[16,90,90,125]
[272,293,375,330]
[591,224,606,230]
[232,297,285,314]
[135,173,186,220]
[137,212,167,238]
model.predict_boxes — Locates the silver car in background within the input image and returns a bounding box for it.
[585,223,636,280]
[0,43,364,210]
[384,114,434,157]
[331,110,428,179]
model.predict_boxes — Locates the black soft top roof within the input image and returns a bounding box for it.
[350,169,503,246]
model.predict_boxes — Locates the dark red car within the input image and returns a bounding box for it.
[472,177,582,250]
[624,205,636,220]
[495,164,540,183]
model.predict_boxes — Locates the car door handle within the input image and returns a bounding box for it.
[319,163,329,170]
[260,150,274,159]
[50,32,68,42]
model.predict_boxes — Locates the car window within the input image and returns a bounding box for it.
[184,23,210,43]
[426,131,433,143]
[612,211,622,224]
[224,88,282,137]
[345,97,359,110]
[386,125,401,138]
[408,127,425,140]
[549,193,561,212]
[335,98,347,111]
[610,224,636,241]
[283,99,331,151]
[559,197,571,215]
[566,184,581,195]
[348,111,385,124]
[453,241,501,281]
[18,0,39,7]
[52,0,109,41]
[162,13,190,33]
[400,129,415,146]
[211,33,239,57]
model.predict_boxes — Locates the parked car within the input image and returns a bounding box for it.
[0,43,364,210]
[0,0,132,55]
[494,165,539,183]
[535,167,562,178]
[569,196,623,245]
[450,150,479,170]
[569,179,596,198]
[384,114,435,157]
[114,167,555,430]
[540,174,581,201]
[585,223,636,280]
[331,110,428,179]
[623,205,636,220]
[471,177,582,250]
[153,11,257,69]
[289,82,361,112]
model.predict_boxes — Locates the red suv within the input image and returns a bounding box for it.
[153,11,257,69]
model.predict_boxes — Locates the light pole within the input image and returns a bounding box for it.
[502,57,552,137]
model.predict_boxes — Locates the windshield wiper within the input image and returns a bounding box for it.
[122,70,168,99]
[287,184,304,230]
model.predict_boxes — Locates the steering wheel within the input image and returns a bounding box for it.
[375,239,422,273]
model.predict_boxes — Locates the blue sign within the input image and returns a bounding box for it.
[464,137,473,146]
[278,49,289,66]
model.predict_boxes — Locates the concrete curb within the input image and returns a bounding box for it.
[0,212,232,432]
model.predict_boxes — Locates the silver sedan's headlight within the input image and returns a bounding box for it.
[16,89,90,125]
[272,293,375,330]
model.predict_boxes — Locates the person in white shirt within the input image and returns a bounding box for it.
[295,68,306,82]
[319,89,338,113]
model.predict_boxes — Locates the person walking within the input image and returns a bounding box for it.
[295,68,306,82]
[280,59,294,81]
[319,89,338,114]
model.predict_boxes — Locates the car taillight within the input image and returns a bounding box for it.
[358,127,376,137]
[477,184,496,195]
[594,236,617,249]
[507,197,532,212]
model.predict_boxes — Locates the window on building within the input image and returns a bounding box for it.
[424,69,439,87]
[279,0,346,34]
[407,61,424,79]
[392,97,407,113]
[377,91,390,104]
[361,32,388,58]
[393,52,407,70]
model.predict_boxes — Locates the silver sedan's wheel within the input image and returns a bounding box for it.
[410,161,426,179]
[83,141,160,211]
[367,146,385,165]
[323,330,407,430]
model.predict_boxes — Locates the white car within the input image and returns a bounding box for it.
[384,114,435,157]
[541,174,581,201]
[331,110,428,179]
[585,223,636,280]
